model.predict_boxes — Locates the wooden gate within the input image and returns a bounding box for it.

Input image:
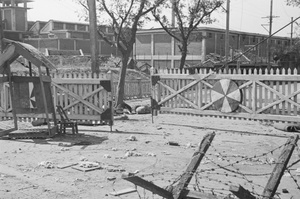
[151,68,300,123]
[0,72,112,123]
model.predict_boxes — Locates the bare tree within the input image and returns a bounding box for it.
[76,0,165,106]
[152,0,223,70]
[286,0,300,6]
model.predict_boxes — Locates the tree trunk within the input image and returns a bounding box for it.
[115,54,129,106]
[179,43,188,71]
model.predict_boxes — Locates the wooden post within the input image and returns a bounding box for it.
[262,135,299,198]
[37,66,52,135]
[122,173,173,199]
[229,185,256,199]
[0,7,4,53]
[7,62,18,129]
[172,132,216,199]
[87,0,99,73]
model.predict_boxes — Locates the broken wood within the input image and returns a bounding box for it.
[109,187,137,196]
[229,185,256,199]
[172,132,216,199]
[262,135,299,199]
[122,173,173,199]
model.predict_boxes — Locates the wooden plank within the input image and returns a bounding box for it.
[172,132,216,199]
[52,82,103,114]
[158,82,198,109]
[122,173,173,199]
[287,80,292,115]
[158,74,300,81]
[282,80,286,115]
[262,135,299,198]
[275,81,280,115]
[0,127,16,137]
[182,189,222,199]
[158,73,214,105]
[109,187,137,196]
[0,44,16,67]
[160,107,300,123]
[72,165,102,172]
[229,185,256,199]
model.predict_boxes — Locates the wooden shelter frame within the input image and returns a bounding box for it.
[0,39,57,136]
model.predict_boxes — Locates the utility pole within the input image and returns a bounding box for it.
[87,0,99,73]
[225,0,230,72]
[0,5,4,52]
[262,0,279,70]
[290,17,293,47]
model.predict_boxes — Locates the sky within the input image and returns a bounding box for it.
[27,0,300,37]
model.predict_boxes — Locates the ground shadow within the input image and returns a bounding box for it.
[2,133,109,149]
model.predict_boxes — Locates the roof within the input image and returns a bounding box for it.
[137,27,290,40]
[0,0,33,3]
[0,39,56,70]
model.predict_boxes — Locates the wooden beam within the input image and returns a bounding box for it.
[229,185,256,199]
[122,173,173,199]
[0,44,16,67]
[182,189,222,199]
[262,135,299,198]
[0,127,16,137]
[172,132,216,199]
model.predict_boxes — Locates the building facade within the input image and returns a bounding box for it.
[134,27,290,69]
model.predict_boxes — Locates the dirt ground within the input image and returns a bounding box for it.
[1,102,300,199]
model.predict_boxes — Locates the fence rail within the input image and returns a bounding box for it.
[152,67,300,123]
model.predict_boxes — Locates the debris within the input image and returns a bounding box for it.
[167,141,180,146]
[107,177,116,181]
[135,105,151,114]
[145,141,151,144]
[79,157,88,161]
[157,127,162,130]
[109,187,137,196]
[78,161,100,168]
[111,148,118,151]
[126,135,137,141]
[57,163,78,169]
[72,141,92,146]
[114,114,129,120]
[282,188,289,193]
[104,154,112,158]
[72,162,102,172]
[61,148,69,151]
[39,161,55,169]
[146,152,156,157]
[125,151,142,157]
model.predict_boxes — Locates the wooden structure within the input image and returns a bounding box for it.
[122,133,299,199]
[151,68,300,123]
[0,39,57,137]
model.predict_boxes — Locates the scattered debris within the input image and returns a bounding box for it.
[146,152,156,157]
[39,161,55,169]
[125,151,142,157]
[111,148,118,151]
[126,135,137,141]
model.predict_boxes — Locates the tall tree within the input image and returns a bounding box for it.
[152,0,223,70]
[76,0,165,106]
